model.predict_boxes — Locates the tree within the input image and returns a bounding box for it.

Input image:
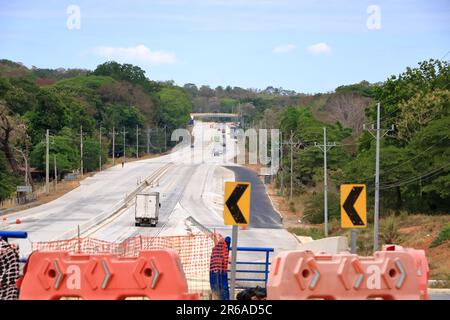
[30,128,79,173]
[396,89,450,142]
[0,101,30,179]
[103,105,145,132]
[157,87,192,134]
[0,151,19,202]
[27,89,68,143]
[93,61,147,85]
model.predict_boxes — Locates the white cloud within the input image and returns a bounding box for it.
[89,44,177,65]
[273,44,296,54]
[306,42,331,55]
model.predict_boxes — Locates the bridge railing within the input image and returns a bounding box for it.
[227,246,274,290]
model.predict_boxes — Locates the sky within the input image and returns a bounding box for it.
[0,0,449,93]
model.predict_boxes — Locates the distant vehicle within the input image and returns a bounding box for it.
[213,148,222,156]
[222,143,226,147]
[191,144,194,148]
[135,192,160,227]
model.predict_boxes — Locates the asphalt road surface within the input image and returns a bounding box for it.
[225,166,282,229]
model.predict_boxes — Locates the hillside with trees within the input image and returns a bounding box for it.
[271,59,449,223]
[0,58,448,221]
[0,60,192,201]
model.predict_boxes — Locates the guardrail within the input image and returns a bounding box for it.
[55,163,173,240]
[227,246,274,290]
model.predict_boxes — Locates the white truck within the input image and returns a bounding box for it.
[134,192,160,227]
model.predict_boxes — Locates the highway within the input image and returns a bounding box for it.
[4,121,300,261]
[2,120,448,300]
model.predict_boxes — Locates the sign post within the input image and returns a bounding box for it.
[224,181,251,300]
[230,225,238,299]
[350,229,357,254]
[340,184,366,254]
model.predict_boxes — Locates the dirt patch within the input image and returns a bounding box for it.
[398,226,421,234]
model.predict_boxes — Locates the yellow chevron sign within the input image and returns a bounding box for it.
[341,184,367,228]
[224,182,251,226]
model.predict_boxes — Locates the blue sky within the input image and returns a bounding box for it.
[0,0,449,93]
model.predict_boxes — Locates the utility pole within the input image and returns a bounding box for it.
[45,129,49,195]
[136,125,139,159]
[123,127,127,163]
[314,127,336,237]
[164,126,167,151]
[290,131,293,200]
[80,126,83,177]
[110,126,116,165]
[147,126,150,154]
[363,102,394,252]
[280,132,284,195]
[25,154,29,187]
[54,155,57,187]
[281,131,303,201]
[99,126,102,171]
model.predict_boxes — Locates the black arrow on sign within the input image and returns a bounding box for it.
[343,186,365,226]
[226,184,248,224]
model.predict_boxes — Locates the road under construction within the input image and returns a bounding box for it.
[3,121,299,255]
[0,121,445,300]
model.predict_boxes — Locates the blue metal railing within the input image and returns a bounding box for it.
[0,231,28,240]
[227,246,274,290]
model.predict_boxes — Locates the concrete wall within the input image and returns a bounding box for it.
[293,236,349,254]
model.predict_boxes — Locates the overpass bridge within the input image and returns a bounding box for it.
[190,113,240,119]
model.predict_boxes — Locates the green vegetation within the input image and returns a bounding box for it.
[0,60,192,201]
[303,192,340,224]
[288,226,324,240]
[271,59,449,218]
[339,59,449,214]
[0,57,448,220]
[430,223,450,248]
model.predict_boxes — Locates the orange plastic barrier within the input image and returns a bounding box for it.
[18,249,199,300]
[267,246,429,300]
[383,245,429,300]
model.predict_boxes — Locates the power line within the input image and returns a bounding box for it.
[379,134,449,176]
[380,163,450,190]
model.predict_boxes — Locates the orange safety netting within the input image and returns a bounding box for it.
[31,233,229,284]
